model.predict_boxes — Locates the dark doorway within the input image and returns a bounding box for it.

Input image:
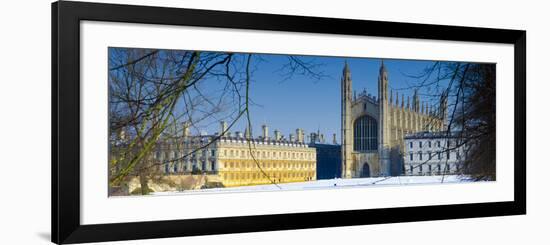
[361,163,370,177]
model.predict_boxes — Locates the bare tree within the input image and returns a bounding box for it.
[452,63,496,180]
[108,48,325,194]
[400,61,496,180]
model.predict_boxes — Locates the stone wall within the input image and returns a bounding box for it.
[127,174,221,194]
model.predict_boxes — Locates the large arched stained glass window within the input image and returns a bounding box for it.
[353,115,378,151]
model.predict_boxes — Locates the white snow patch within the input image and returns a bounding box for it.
[151,175,472,196]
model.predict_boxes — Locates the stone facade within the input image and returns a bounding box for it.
[341,61,448,178]
[148,123,317,188]
[216,135,316,187]
[403,131,465,175]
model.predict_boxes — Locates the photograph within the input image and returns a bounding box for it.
[107,47,496,196]
[0,0,540,244]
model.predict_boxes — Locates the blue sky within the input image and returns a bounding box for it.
[229,54,439,142]
[109,48,446,141]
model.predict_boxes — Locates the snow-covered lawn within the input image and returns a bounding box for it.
[152,175,472,195]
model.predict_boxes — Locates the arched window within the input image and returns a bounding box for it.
[353,115,378,151]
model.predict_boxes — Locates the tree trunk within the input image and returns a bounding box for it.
[139,173,149,195]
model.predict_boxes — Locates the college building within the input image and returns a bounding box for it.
[148,122,317,187]
[403,131,466,176]
[340,61,449,178]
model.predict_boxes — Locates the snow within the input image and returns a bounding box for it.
[151,175,472,195]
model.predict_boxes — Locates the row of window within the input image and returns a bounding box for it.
[222,149,314,160]
[162,161,216,174]
[408,150,461,161]
[161,160,317,174]
[155,147,317,161]
[406,163,460,174]
[222,171,315,181]
[154,149,216,160]
[408,139,460,149]
[222,161,315,170]
[221,139,308,146]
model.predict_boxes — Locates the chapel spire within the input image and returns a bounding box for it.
[413,88,420,112]
[341,61,353,178]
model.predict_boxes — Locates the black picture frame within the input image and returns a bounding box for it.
[52,1,526,244]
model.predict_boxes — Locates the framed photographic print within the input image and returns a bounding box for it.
[52,1,526,244]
